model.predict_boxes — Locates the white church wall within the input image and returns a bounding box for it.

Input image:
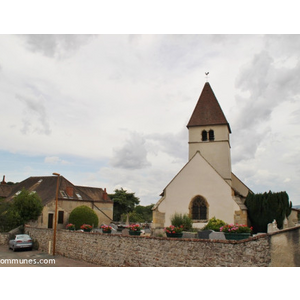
[159,152,240,228]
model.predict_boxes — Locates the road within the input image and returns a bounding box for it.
[0,245,98,267]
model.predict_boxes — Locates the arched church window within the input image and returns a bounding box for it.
[202,130,207,141]
[209,129,214,141]
[190,196,208,221]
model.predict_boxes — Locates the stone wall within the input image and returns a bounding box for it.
[0,232,9,245]
[269,226,300,267]
[26,227,271,267]
[4,226,299,266]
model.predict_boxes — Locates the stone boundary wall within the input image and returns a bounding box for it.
[26,227,271,267]
[3,226,299,266]
[269,226,300,267]
[0,232,9,245]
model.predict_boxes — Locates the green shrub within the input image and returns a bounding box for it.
[202,217,225,231]
[69,205,99,230]
[170,213,193,231]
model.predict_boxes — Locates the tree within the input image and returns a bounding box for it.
[109,188,140,221]
[11,188,43,226]
[69,205,99,229]
[245,191,292,233]
[0,199,22,232]
[127,204,154,223]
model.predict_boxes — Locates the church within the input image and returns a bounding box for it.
[152,81,251,229]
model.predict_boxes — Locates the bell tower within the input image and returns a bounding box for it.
[187,82,232,184]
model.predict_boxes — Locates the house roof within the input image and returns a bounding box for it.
[187,82,231,133]
[0,184,13,198]
[4,176,112,205]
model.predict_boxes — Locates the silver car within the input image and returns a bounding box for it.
[9,234,33,251]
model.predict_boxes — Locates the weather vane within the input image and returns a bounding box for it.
[205,72,209,82]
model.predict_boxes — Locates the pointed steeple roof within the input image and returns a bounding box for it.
[187,82,231,133]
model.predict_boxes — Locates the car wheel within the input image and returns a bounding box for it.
[13,245,16,252]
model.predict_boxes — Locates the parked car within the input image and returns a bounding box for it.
[9,234,33,251]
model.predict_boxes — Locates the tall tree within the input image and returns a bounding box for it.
[245,190,292,233]
[109,188,140,221]
[11,188,43,226]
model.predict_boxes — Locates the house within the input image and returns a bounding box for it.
[152,82,251,229]
[1,175,113,229]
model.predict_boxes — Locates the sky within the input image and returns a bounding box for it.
[1,34,300,207]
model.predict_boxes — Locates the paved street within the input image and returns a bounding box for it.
[0,245,98,267]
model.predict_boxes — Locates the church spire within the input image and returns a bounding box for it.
[187,82,231,133]
[187,82,232,183]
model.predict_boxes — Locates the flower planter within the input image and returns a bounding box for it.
[224,233,251,241]
[129,231,141,236]
[102,230,111,234]
[83,229,92,232]
[166,233,183,238]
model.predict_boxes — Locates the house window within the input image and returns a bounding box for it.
[202,130,208,141]
[60,190,68,198]
[58,211,64,224]
[76,193,82,200]
[209,129,214,141]
[190,196,208,221]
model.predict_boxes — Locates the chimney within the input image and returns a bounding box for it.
[1,175,6,185]
[103,188,107,201]
[66,186,73,198]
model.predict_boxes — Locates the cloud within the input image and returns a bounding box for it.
[232,45,300,163]
[146,128,187,163]
[110,131,151,169]
[44,156,70,165]
[15,85,51,135]
[21,34,95,58]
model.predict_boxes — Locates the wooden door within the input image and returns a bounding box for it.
[48,213,54,228]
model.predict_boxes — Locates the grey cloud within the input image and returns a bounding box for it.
[236,51,273,99]
[232,48,300,163]
[231,127,270,163]
[20,119,31,135]
[146,128,187,162]
[290,109,300,124]
[21,34,95,58]
[236,50,300,127]
[110,132,151,169]
[16,87,51,135]
[264,35,300,58]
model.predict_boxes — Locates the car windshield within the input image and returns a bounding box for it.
[16,235,31,240]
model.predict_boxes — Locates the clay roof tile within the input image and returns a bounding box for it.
[187,82,231,133]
